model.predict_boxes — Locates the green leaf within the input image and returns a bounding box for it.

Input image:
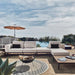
[0,58,17,75]
[0,58,3,65]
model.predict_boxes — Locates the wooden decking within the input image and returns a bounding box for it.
[2,49,75,75]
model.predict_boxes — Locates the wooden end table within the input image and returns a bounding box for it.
[53,56,75,70]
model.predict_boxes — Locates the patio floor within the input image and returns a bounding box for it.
[2,49,75,75]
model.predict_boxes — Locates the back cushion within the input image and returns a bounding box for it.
[24,41,36,48]
[51,44,59,48]
[13,41,24,48]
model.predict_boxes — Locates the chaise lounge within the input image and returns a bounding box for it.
[48,41,69,56]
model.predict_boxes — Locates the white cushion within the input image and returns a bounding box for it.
[6,48,36,53]
[13,41,24,48]
[24,41,36,48]
[8,48,23,52]
[23,48,36,52]
[36,47,51,52]
[51,48,69,56]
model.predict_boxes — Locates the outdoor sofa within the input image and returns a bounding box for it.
[5,41,36,53]
[5,41,69,56]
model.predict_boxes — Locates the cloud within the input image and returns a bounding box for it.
[0,0,75,39]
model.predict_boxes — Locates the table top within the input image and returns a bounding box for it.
[53,56,75,64]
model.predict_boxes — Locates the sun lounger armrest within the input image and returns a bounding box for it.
[5,44,12,52]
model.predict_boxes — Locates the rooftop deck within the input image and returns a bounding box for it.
[2,49,75,75]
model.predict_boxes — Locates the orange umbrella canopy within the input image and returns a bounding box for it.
[4,26,25,30]
[4,25,25,37]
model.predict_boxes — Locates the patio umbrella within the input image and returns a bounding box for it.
[4,25,25,38]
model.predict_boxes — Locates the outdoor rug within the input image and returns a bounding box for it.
[11,60,49,75]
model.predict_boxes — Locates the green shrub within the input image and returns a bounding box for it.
[37,44,41,47]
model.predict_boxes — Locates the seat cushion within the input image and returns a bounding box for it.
[51,48,69,56]
[36,47,51,53]
[8,48,23,52]
[23,48,36,53]
[9,48,36,53]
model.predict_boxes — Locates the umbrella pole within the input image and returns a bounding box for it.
[14,29,16,40]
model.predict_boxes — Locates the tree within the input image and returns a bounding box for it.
[62,34,75,45]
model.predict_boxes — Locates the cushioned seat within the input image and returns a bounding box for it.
[51,48,69,56]
[8,48,37,53]
[36,47,51,53]
[23,48,36,53]
[8,48,23,53]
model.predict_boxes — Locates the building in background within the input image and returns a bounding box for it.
[0,36,18,49]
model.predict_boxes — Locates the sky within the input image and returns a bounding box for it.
[0,0,75,39]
